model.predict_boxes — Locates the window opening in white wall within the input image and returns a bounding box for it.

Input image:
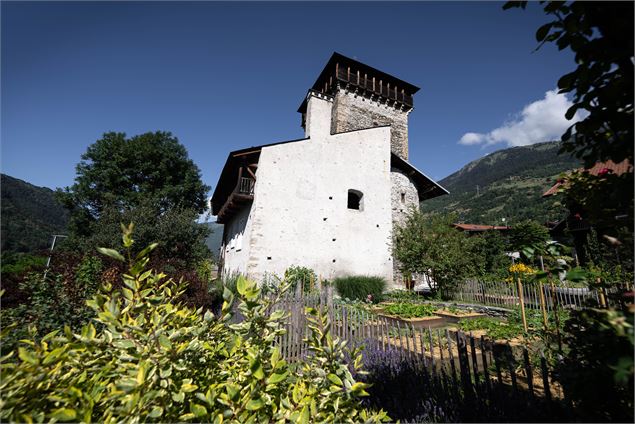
[347,189,363,210]
[401,193,406,203]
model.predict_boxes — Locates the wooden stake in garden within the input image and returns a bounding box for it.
[550,281,563,352]
[517,277,528,333]
[538,283,548,330]
[597,277,607,308]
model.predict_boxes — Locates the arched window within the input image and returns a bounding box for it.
[347,189,363,211]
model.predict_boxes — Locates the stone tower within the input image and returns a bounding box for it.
[298,52,419,160]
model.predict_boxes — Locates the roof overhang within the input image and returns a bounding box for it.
[391,153,449,201]
[211,138,308,215]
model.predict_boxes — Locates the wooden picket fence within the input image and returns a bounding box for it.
[271,290,564,404]
[453,279,628,311]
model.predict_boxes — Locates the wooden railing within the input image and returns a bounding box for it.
[238,177,255,195]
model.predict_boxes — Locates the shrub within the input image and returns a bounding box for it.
[334,275,386,303]
[555,307,634,422]
[284,266,317,293]
[0,255,104,356]
[0,224,389,423]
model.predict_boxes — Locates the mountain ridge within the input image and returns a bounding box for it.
[421,141,582,226]
[1,174,70,253]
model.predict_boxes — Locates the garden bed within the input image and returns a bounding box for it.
[377,312,447,329]
[433,309,486,323]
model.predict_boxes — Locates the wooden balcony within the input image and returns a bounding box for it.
[216,177,255,224]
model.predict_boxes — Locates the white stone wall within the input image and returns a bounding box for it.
[244,95,394,284]
[220,204,254,276]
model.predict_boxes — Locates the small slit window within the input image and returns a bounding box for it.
[347,189,363,211]
[400,193,406,204]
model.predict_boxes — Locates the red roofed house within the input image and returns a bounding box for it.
[542,159,633,264]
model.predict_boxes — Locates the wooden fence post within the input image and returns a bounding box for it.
[517,277,528,333]
[550,282,563,352]
[538,283,548,330]
[523,347,534,397]
[540,352,552,402]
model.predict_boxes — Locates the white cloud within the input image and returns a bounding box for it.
[458,90,587,147]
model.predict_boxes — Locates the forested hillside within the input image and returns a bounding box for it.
[1,174,69,253]
[421,142,582,225]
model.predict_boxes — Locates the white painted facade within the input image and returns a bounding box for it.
[214,53,448,289]
[222,93,395,284]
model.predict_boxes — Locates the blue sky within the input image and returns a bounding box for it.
[2,1,578,198]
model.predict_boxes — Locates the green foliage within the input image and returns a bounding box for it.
[0,255,104,356]
[470,231,510,278]
[458,308,569,342]
[58,131,209,219]
[393,212,480,298]
[420,141,581,225]
[555,307,634,422]
[0,224,389,423]
[0,252,46,277]
[458,317,522,341]
[334,276,386,303]
[508,219,551,253]
[382,303,437,319]
[284,266,318,293]
[560,169,634,272]
[1,174,69,254]
[382,290,425,304]
[64,200,211,269]
[57,131,211,267]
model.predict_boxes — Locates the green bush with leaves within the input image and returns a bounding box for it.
[554,307,634,423]
[0,224,388,423]
[284,266,318,293]
[334,276,386,303]
[0,255,104,356]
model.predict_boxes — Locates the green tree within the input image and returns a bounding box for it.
[393,212,479,298]
[508,219,551,253]
[471,231,510,278]
[57,131,211,266]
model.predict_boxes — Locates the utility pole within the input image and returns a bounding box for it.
[44,234,67,279]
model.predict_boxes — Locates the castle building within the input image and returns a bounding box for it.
[211,52,448,287]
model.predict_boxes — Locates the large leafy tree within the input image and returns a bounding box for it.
[57,132,211,265]
[393,212,480,297]
[505,1,633,167]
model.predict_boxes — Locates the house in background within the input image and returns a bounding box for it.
[452,223,511,234]
[211,52,447,287]
[543,159,633,264]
